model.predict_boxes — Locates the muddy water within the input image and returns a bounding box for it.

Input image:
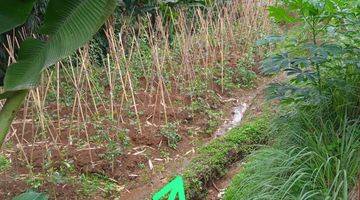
[214,102,248,137]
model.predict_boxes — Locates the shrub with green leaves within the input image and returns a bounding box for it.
[258,0,359,120]
[160,122,181,149]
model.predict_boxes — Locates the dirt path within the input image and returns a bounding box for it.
[207,162,243,200]
[120,74,285,200]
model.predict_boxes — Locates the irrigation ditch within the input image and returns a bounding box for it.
[120,74,284,200]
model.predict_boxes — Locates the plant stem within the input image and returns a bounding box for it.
[0,90,28,147]
[311,19,322,91]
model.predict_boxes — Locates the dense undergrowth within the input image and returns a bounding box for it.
[183,113,271,199]
[225,0,360,199]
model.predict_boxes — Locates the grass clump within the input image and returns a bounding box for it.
[182,115,271,200]
[79,173,122,197]
[0,154,10,172]
[225,111,360,200]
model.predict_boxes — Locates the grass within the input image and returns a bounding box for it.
[224,111,360,200]
[79,173,122,197]
[182,114,271,200]
[0,154,10,172]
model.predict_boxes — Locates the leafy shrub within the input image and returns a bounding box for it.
[235,51,257,88]
[204,109,223,134]
[160,122,181,149]
[259,0,360,121]
[235,66,257,88]
[214,51,257,91]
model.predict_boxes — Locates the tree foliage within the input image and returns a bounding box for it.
[258,0,359,116]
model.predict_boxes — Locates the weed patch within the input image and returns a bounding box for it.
[160,122,181,149]
[0,154,10,172]
[182,115,271,199]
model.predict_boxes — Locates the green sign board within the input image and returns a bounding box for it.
[152,176,186,200]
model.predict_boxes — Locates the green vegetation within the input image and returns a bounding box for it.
[160,122,181,149]
[79,173,122,197]
[0,154,10,172]
[183,114,271,199]
[216,52,258,91]
[1,0,357,199]
[225,112,360,200]
[0,0,348,198]
[224,0,360,199]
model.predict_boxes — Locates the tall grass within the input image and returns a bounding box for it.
[224,108,360,200]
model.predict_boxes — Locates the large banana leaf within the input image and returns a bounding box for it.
[0,91,20,100]
[3,39,45,91]
[2,0,116,91]
[0,0,38,34]
[41,0,117,67]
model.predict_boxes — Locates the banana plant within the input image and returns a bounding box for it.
[0,0,116,147]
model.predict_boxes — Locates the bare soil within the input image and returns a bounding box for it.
[0,73,284,200]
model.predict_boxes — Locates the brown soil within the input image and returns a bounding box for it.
[0,84,225,199]
[0,73,285,200]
